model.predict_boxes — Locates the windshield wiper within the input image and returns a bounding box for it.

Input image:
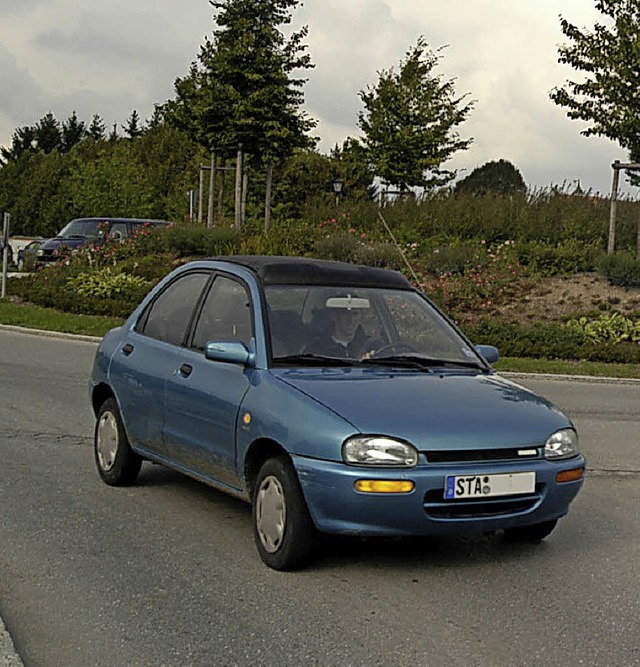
[272,353,359,367]
[362,355,487,371]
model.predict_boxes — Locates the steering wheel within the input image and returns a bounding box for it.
[370,342,418,358]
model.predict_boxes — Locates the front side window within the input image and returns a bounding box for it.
[138,272,210,346]
[58,219,105,239]
[191,275,253,350]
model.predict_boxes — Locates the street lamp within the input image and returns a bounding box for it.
[332,178,344,205]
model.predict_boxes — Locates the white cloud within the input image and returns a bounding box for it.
[0,0,632,194]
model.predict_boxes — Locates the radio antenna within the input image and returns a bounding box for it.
[377,211,421,286]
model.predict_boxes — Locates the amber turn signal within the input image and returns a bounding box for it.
[354,480,415,493]
[556,467,585,484]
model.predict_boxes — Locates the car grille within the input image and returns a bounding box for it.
[423,485,544,520]
[424,448,541,464]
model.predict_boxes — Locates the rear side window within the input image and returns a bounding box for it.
[137,272,210,346]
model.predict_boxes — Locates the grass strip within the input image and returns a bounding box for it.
[0,300,123,337]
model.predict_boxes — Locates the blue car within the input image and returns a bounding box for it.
[89,256,585,570]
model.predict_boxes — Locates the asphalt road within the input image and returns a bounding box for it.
[1,328,639,667]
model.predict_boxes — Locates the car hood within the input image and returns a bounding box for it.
[274,368,571,450]
[41,237,89,250]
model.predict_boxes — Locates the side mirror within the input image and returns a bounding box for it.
[475,344,499,364]
[205,340,254,366]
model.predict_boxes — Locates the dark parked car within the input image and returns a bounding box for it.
[36,217,171,266]
[90,256,586,570]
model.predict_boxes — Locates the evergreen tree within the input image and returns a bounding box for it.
[164,0,316,165]
[87,114,107,141]
[358,38,473,192]
[34,112,62,154]
[550,1,640,163]
[0,126,37,164]
[61,111,86,152]
[123,110,144,139]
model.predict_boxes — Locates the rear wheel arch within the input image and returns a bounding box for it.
[92,383,115,417]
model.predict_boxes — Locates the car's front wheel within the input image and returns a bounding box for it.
[252,456,316,570]
[503,519,558,543]
[95,398,142,486]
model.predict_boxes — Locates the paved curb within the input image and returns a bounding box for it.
[0,323,101,343]
[501,371,640,385]
[0,616,23,667]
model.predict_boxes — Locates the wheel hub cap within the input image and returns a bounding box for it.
[256,475,286,553]
[96,412,119,471]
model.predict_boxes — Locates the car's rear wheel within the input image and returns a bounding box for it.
[503,519,558,543]
[252,456,316,570]
[95,398,142,486]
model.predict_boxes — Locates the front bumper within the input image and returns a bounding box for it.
[293,454,586,536]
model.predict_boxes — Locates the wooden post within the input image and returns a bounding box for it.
[608,161,620,255]
[217,159,226,216]
[234,144,243,231]
[207,148,216,228]
[241,170,248,230]
[264,163,273,232]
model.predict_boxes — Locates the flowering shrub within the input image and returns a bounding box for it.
[424,240,522,313]
[314,215,406,269]
[65,268,150,299]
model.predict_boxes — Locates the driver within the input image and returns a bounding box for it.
[306,306,378,359]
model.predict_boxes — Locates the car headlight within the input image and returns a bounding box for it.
[544,428,579,460]
[36,249,44,257]
[342,436,418,467]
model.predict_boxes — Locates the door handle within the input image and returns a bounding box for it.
[179,363,193,377]
[122,343,134,356]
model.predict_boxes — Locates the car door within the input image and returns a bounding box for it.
[162,273,255,490]
[108,271,211,457]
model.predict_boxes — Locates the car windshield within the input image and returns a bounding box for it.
[58,219,106,239]
[265,285,484,368]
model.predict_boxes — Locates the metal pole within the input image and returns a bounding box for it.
[2,212,10,299]
[234,144,243,231]
[608,161,620,255]
[207,148,216,228]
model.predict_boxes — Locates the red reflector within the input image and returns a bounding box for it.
[556,467,584,483]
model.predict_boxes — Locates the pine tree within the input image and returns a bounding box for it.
[164,0,315,164]
[61,111,86,152]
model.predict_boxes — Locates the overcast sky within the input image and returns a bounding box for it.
[0,0,632,195]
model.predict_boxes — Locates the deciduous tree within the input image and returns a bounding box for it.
[550,1,640,162]
[455,159,526,195]
[358,38,473,192]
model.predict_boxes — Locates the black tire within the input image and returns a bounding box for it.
[252,456,316,571]
[94,397,142,486]
[503,519,558,543]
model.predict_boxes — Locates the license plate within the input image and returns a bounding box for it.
[444,472,536,499]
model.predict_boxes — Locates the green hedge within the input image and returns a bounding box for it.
[464,318,640,364]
